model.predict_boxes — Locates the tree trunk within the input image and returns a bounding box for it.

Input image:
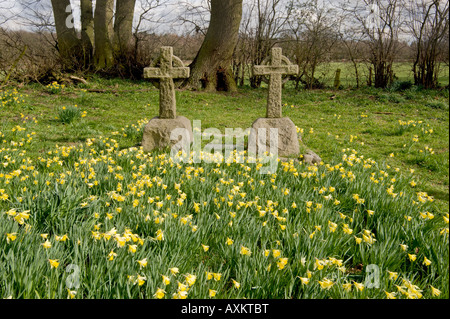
[113,0,137,60]
[50,0,81,69]
[184,0,243,92]
[94,0,114,69]
[80,0,95,68]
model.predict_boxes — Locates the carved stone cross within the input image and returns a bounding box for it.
[253,48,298,118]
[144,47,190,119]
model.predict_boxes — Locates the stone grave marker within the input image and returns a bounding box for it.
[142,47,193,152]
[253,47,298,118]
[249,47,321,163]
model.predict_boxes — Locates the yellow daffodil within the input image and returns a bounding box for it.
[185,274,197,286]
[272,249,281,258]
[162,275,171,285]
[318,278,334,290]
[277,258,288,270]
[299,277,309,285]
[430,286,441,297]
[137,258,148,268]
[353,281,364,292]
[314,258,324,270]
[136,275,147,286]
[240,246,251,256]
[170,267,179,276]
[178,282,188,292]
[154,288,165,299]
[67,289,77,299]
[385,291,396,299]
[209,289,217,298]
[6,233,17,243]
[108,250,117,261]
[48,259,59,269]
[128,244,137,253]
[387,270,398,280]
[201,244,209,252]
[423,257,432,266]
[342,283,352,292]
[155,229,164,241]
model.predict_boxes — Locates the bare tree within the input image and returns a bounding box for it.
[177,0,211,36]
[0,0,15,27]
[340,0,406,88]
[245,0,292,88]
[406,0,449,88]
[286,0,341,89]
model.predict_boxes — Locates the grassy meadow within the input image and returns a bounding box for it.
[0,64,448,299]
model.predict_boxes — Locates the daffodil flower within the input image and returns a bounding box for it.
[430,286,441,297]
[277,258,288,270]
[48,259,59,269]
[154,288,165,299]
[108,250,117,261]
[385,291,396,299]
[137,275,147,286]
[299,277,309,285]
[162,275,170,285]
[67,289,77,299]
[137,258,148,268]
[6,233,17,243]
[353,281,364,292]
[240,246,251,256]
[342,283,352,292]
[387,270,398,280]
[128,244,137,253]
[185,274,197,286]
[177,282,188,292]
[272,249,281,258]
[318,278,334,290]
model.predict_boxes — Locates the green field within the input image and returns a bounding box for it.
[313,62,450,88]
[0,75,448,299]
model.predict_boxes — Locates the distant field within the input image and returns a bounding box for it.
[314,62,450,88]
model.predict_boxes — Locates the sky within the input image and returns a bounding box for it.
[0,0,416,41]
[0,0,209,33]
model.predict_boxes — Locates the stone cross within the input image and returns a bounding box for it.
[253,48,298,118]
[144,47,190,119]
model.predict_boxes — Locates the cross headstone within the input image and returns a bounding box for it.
[253,47,298,118]
[144,47,190,119]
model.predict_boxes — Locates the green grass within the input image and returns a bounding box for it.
[315,62,449,88]
[0,75,448,299]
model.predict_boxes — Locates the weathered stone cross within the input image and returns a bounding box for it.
[144,47,190,119]
[253,48,298,118]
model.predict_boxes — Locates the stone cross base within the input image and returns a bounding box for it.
[142,116,193,152]
[248,117,300,158]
